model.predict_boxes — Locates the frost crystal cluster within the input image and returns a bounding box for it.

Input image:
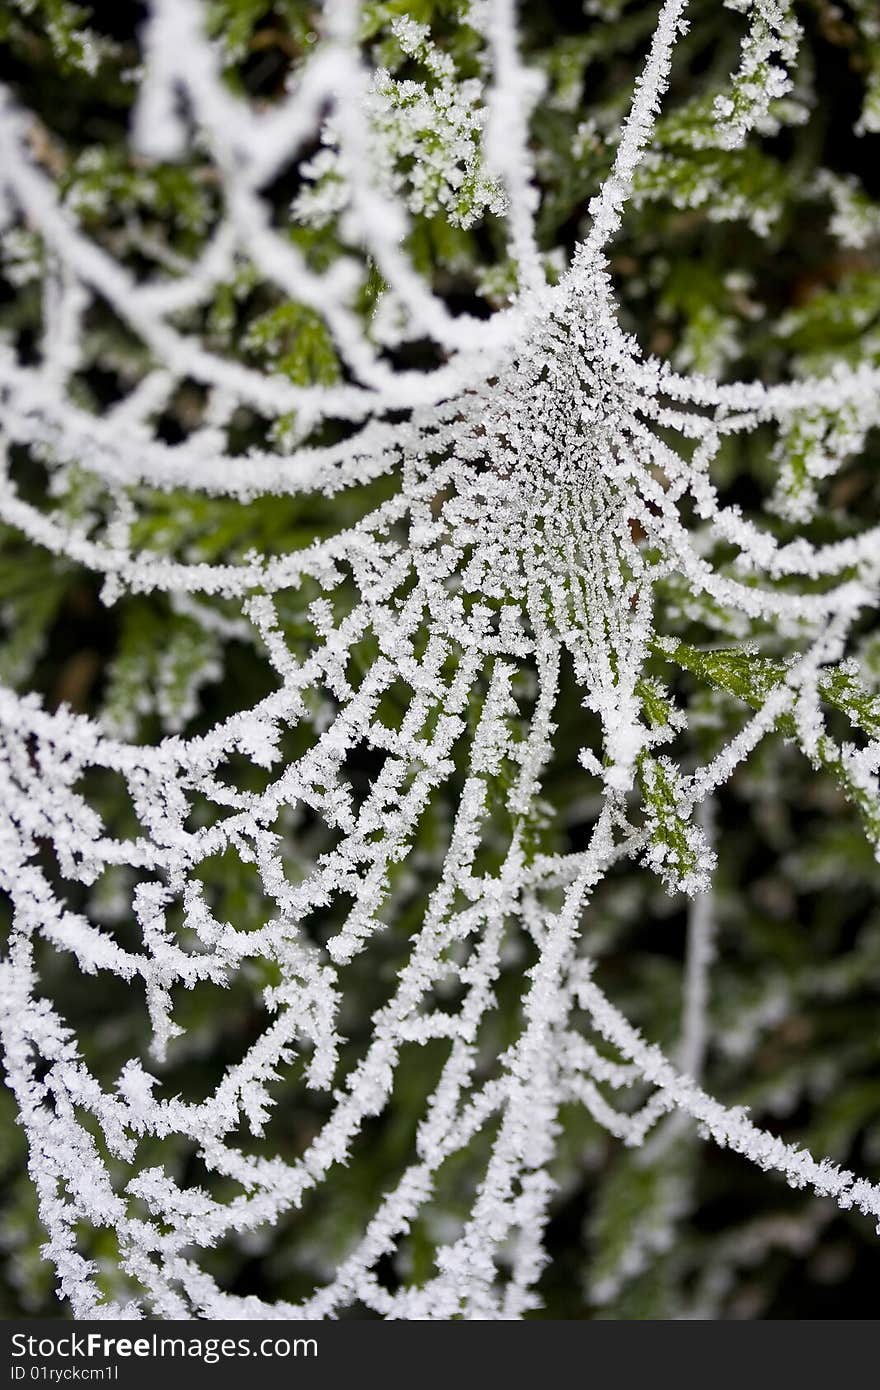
[1,0,880,1319]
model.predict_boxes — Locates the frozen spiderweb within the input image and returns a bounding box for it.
[1,0,880,1319]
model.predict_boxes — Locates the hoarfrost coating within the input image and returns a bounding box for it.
[1,0,880,1319]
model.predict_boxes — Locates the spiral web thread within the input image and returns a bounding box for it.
[1,0,880,1318]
